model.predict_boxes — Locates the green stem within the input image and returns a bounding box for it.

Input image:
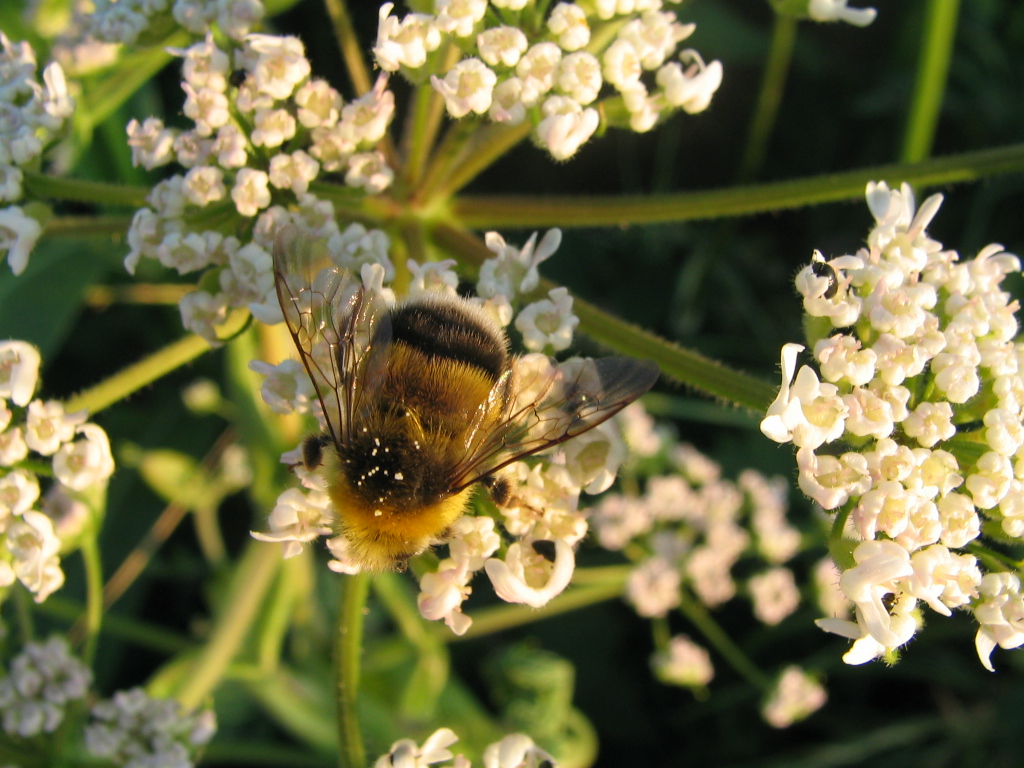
[426,121,533,201]
[63,334,210,416]
[901,0,960,163]
[429,223,777,411]
[45,215,134,237]
[677,589,769,690]
[175,542,281,710]
[23,171,150,208]
[321,0,372,96]
[78,533,104,665]
[448,578,628,642]
[335,571,371,768]
[450,142,1024,229]
[403,81,445,189]
[737,13,797,181]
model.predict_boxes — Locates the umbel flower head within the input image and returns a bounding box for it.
[762,181,1024,670]
[374,0,722,161]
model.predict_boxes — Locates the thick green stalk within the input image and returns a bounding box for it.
[403,81,447,188]
[175,541,282,710]
[737,13,797,181]
[321,0,372,96]
[63,334,211,416]
[900,0,961,162]
[45,215,133,237]
[78,534,104,665]
[425,122,533,201]
[429,223,777,411]
[450,142,1024,229]
[23,171,150,208]
[335,571,371,768]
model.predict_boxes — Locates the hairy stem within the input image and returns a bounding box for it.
[335,571,371,768]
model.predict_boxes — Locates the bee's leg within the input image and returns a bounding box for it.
[481,473,513,507]
[301,434,331,470]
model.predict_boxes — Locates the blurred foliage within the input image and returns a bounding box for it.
[6,0,1024,766]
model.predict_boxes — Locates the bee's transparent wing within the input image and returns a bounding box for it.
[273,225,391,446]
[448,355,659,492]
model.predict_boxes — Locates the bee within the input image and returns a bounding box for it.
[273,226,659,571]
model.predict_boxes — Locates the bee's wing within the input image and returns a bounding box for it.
[448,355,659,492]
[273,225,392,446]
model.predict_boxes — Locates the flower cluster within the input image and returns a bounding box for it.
[762,181,1024,670]
[251,226,632,636]
[0,636,91,737]
[373,728,555,768]
[123,31,396,342]
[79,0,265,47]
[0,341,114,603]
[589,408,809,713]
[85,687,217,768]
[374,0,722,160]
[0,34,75,275]
[760,665,828,729]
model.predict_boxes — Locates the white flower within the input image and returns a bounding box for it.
[808,0,878,27]
[222,242,274,305]
[556,51,603,105]
[478,26,529,68]
[484,539,576,608]
[966,451,1013,509]
[329,223,394,280]
[814,334,876,386]
[0,205,42,275]
[251,487,333,558]
[374,727,459,768]
[0,636,90,737]
[213,124,248,168]
[760,344,848,450]
[85,688,216,766]
[179,290,230,342]
[0,468,40,519]
[0,164,23,202]
[126,117,177,170]
[0,426,28,466]
[448,515,501,571]
[626,556,681,617]
[548,3,590,51]
[761,667,827,728]
[7,510,65,601]
[182,165,226,207]
[52,424,115,491]
[373,4,441,72]
[168,32,230,91]
[434,0,488,37]
[0,340,40,405]
[339,77,395,145]
[182,83,229,136]
[249,359,316,415]
[406,258,459,296]
[25,400,86,456]
[488,77,527,124]
[618,9,694,71]
[479,229,561,300]
[651,635,714,688]
[243,34,311,100]
[345,152,394,194]
[218,0,265,40]
[251,107,297,148]
[536,96,599,161]
[908,545,980,616]
[482,734,555,768]
[294,78,342,128]
[749,567,800,626]
[657,51,723,113]
[602,39,641,88]
[937,492,981,548]
[796,447,871,509]
[973,572,1024,671]
[417,557,473,635]
[839,540,914,648]
[515,286,579,352]
[431,58,496,118]
[231,167,271,217]
[269,150,320,195]
[517,43,562,105]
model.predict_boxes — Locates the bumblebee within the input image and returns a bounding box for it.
[274,227,659,570]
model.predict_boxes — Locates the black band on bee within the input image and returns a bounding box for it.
[388,300,508,380]
[531,539,557,562]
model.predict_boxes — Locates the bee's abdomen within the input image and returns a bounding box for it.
[388,296,508,380]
